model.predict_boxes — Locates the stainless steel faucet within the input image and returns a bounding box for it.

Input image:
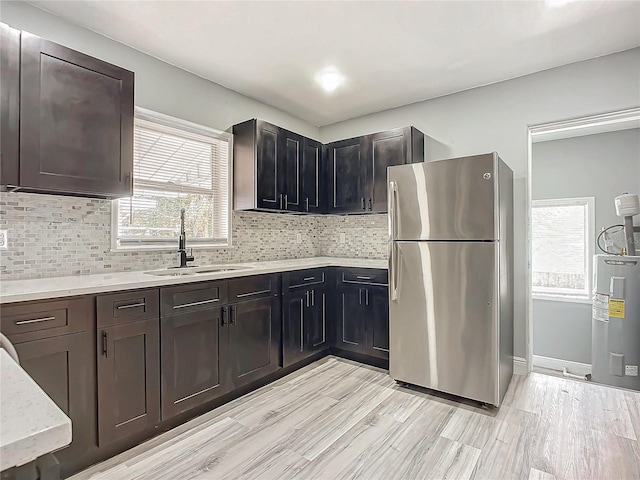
[177,208,195,268]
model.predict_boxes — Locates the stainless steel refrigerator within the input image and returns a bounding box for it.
[388,153,514,406]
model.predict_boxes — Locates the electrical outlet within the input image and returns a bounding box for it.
[296,233,302,244]
[0,230,7,250]
[340,232,346,244]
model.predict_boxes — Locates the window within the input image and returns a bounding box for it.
[531,197,594,301]
[112,108,232,250]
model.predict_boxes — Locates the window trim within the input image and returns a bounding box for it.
[111,107,233,252]
[531,196,595,303]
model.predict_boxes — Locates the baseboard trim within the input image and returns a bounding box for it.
[533,354,592,376]
[513,356,528,375]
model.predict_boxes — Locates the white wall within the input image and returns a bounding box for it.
[0,1,320,140]
[320,48,640,359]
[531,128,640,364]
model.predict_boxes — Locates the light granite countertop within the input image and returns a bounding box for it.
[0,257,387,304]
[0,349,72,471]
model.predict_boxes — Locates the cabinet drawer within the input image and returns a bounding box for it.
[1,297,93,342]
[283,268,326,292]
[97,289,159,328]
[228,274,278,301]
[161,281,228,316]
[339,268,388,286]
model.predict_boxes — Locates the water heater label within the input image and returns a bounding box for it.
[626,365,638,377]
[592,293,609,322]
[609,299,625,319]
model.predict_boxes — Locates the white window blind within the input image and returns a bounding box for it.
[113,109,232,250]
[531,197,594,301]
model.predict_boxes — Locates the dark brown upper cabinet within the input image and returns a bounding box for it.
[232,118,424,215]
[366,127,424,212]
[233,119,323,213]
[1,23,20,184]
[302,138,323,213]
[326,126,424,214]
[0,25,134,198]
[324,136,368,213]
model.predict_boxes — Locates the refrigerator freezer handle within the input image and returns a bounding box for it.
[388,181,398,242]
[388,181,400,301]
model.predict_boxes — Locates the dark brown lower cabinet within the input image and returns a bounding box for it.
[336,286,367,354]
[229,296,280,388]
[97,318,160,446]
[14,331,96,473]
[367,286,390,360]
[282,287,329,367]
[283,291,307,367]
[307,288,329,354]
[335,284,389,360]
[160,307,229,420]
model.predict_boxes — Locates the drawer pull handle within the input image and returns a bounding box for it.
[237,289,271,298]
[173,298,219,309]
[117,302,146,310]
[356,276,371,280]
[303,277,315,281]
[15,316,56,325]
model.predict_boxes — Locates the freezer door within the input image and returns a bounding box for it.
[388,154,498,241]
[389,241,499,405]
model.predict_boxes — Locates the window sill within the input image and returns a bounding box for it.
[532,294,592,305]
[111,243,234,253]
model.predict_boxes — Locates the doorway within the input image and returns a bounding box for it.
[526,108,640,378]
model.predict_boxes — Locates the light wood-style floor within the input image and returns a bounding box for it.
[72,357,640,480]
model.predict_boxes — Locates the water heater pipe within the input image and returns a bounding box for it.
[615,193,640,256]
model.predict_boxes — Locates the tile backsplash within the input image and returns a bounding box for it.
[318,214,388,259]
[0,192,388,280]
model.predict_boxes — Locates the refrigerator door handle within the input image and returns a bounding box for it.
[390,243,400,301]
[388,181,398,241]
[389,181,399,301]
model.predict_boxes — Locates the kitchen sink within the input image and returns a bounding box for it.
[144,265,252,277]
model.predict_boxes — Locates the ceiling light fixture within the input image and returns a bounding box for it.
[316,68,344,93]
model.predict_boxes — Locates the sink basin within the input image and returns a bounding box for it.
[144,265,252,277]
[193,265,250,274]
[146,270,197,277]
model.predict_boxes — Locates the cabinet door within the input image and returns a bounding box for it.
[306,287,329,354]
[302,138,322,213]
[325,137,367,213]
[281,129,303,212]
[282,292,306,367]
[366,286,390,360]
[256,120,283,210]
[229,296,280,388]
[336,286,366,354]
[19,32,134,197]
[0,23,20,186]
[160,307,228,420]
[15,332,96,473]
[366,128,410,213]
[97,319,160,446]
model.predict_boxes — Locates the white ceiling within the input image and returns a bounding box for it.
[29,0,640,127]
